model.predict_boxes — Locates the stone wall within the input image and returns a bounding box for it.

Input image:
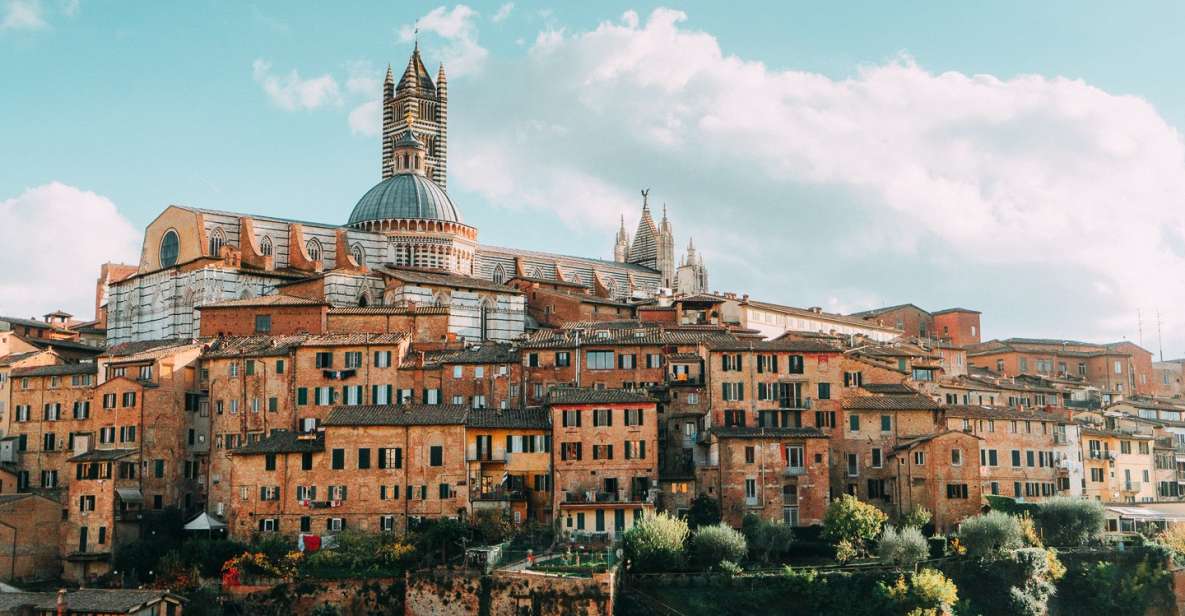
[405,567,615,616]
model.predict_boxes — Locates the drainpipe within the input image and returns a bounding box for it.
[574,332,582,387]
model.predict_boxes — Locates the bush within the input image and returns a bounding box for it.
[927,536,947,559]
[742,515,796,565]
[958,511,1023,559]
[878,526,929,568]
[623,512,690,572]
[718,560,743,576]
[822,494,888,559]
[691,523,748,570]
[1156,524,1185,565]
[686,495,722,529]
[471,509,514,545]
[943,547,1063,616]
[1034,497,1104,547]
[899,507,932,530]
[1055,549,1173,616]
[881,568,959,613]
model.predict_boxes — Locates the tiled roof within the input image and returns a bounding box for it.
[467,407,550,429]
[323,404,469,426]
[510,275,588,288]
[848,303,929,318]
[424,343,518,365]
[890,429,981,453]
[104,339,203,362]
[667,352,702,362]
[844,393,942,411]
[302,332,409,346]
[18,336,104,354]
[0,315,51,329]
[705,338,839,353]
[740,297,902,332]
[0,494,35,506]
[201,335,307,359]
[11,362,96,377]
[197,294,329,309]
[0,589,184,612]
[559,319,647,330]
[930,307,981,315]
[712,426,826,439]
[377,266,522,294]
[677,294,725,305]
[69,448,137,462]
[521,326,734,350]
[546,387,655,405]
[943,405,1067,424]
[0,351,43,367]
[233,431,325,455]
[479,244,659,274]
[328,305,450,315]
[862,383,917,395]
[1078,424,1153,439]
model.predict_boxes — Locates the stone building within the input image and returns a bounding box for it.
[465,407,551,524]
[0,493,62,583]
[548,388,658,540]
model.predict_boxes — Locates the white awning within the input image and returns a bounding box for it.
[184,512,228,531]
[115,488,143,504]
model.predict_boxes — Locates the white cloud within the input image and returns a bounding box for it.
[450,8,1185,347]
[2,0,46,30]
[399,5,488,76]
[492,2,513,23]
[348,100,381,137]
[345,60,380,96]
[251,59,342,111]
[0,183,139,319]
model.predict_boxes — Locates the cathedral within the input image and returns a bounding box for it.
[103,46,708,345]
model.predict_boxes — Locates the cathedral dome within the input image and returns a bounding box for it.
[347,173,462,226]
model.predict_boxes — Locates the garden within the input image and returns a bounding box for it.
[618,495,1183,616]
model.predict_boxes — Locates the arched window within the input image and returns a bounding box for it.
[350,243,365,265]
[492,264,506,284]
[480,299,494,341]
[433,292,450,307]
[306,239,322,262]
[606,277,618,297]
[358,292,370,307]
[159,229,179,268]
[208,227,225,257]
[259,235,273,256]
[531,266,545,279]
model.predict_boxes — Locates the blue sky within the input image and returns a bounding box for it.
[4,1,1185,356]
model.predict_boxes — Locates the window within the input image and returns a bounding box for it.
[745,478,758,503]
[624,408,644,426]
[592,444,614,460]
[946,483,969,499]
[562,410,581,427]
[871,448,883,468]
[817,383,831,400]
[593,408,613,427]
[880,415,891,432]
[159,229,179,267]
[815,410,835,428]
[306,239,322,261]
[586,351,614,370]
[122,392,136,407]
[153,459,165,478]
[624,440,646,459]
[745,446,756,464]
[618,354,637,369]
[315,352,333,369]
[849,414,860,432]
[208,227,225,256]
[846,453,858,476]
[357,448,371,469]
[951,448,962,465]
[374,351,392,368]
[430,446,443,466]
[254,315,271,333]
[554,351,571,367]
[913,451,925,465]
[527,353,540,368]
[332,449,345,470]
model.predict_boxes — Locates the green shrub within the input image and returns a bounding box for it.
[623,512,690,572]
[878,525,929,568]
[686,495,722,529]
[691,523,748,570]
[942,547,1063,616]
[718,559,743,576]
[471,509,514,545]
[881,568,959,613]
[958,511,1023,559]
[822,494,888,558]
[1055,550,1172,616]
[1034,497,1104,547]
[927,536,947,559]
[741,514,795,565]
[899,506,932,530]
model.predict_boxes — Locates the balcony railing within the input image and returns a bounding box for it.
[563,489,653,505]
[1123,481,1142,492]
[1088,450,1115,461]
[472,487,527,501]
[783,466,806,477]
[1053,433,1068,445]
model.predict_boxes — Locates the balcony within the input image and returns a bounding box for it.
[562,489,655,506]
[777,398,813,411]
[668,373,704,386]
[1123,481,1142,493]
[1053,433,1068,445]
[783,466,806,477]
[472,487,527,501]
[1088,450,1115,462]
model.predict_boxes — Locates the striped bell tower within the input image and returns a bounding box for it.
[382,43,449,188]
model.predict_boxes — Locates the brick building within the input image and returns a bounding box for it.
[548,388,657,540]
[887,431,984,531]
[465,407,551,524]
[0,493,62,583]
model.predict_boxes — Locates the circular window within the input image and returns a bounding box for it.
[159,230,179,268]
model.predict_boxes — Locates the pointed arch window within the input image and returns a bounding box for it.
[492,264,506,284]
[306,239,322,262]
[480,298,495,342]
[208,227,226,257]
[259,235,273,257]
[350,243,365,266]
[531,266,545,279]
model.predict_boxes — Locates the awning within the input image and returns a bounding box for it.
[115,488,143,504]
[184,512,227,531]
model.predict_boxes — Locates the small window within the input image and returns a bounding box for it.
[254,315,271,333]
[159,229,179,268]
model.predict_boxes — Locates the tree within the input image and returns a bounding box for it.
[958,511,1023,559]
[899,506,932,530]
[1033,497,1104,547]
[741,514,795,565]
[622,512,690,572]
[822,494,888,559]
[686,494,722,529]
[470,509,514,545]
[878,525,929,569]
[691,523,748,570]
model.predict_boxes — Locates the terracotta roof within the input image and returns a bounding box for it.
[467,407,550,429]
[0,315,51,330]
[848,303,929,319]
[667,352,702,362]
[677,294,725,305]
[302,332,409,346]
[233,431,325,455]
[521,326,734,350]
[712,426,826,439]
[943,405,1067,424]
[739,297,902,332]
[201,335,307,359]
[11,363,96,377]
[0,351,43,367]
[931,307,981,315]
[705,338,839,353]
[197,294,329,309]
[862,383,917,395]
[546,387,655,405]
[69,448,137,462]
[844,393,942,411]
[510,275,588,288]
[890,429,982,453]
[328,305,450,315]
[103,339,203,362]
[377,266,522,294]
[324,404,469,426]
[424,343,518,366]
[0,589,184,612]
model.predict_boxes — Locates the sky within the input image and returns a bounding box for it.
[3,1,1185,357]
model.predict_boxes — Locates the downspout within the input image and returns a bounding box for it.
[574,331,582,387]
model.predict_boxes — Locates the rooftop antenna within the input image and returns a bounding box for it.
[1158,309,1165,362]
